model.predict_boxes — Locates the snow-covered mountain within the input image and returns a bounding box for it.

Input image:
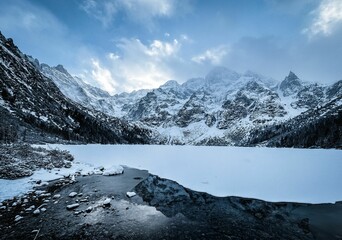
[40,63,149,118]
[0,31,152,144]
[39,62,341,147]
[1,30,339,147]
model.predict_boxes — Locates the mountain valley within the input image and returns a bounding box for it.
[0,31,341,148]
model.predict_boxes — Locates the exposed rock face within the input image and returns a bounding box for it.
[248,97,342,148]
[293,84,325,109]
[218,101,247,129]
[175,92,207,127]
[204,114,216,127]
[54,65,70,76]
[326,80,342,99]
[279,71,303,97]
[0,144,73,179]
[135,174,341,239]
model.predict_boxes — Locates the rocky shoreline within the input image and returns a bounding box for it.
[0,144,74,179]
[1,167,341,240]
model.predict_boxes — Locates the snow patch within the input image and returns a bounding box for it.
[102,165,124,176]
[126,192,136,198]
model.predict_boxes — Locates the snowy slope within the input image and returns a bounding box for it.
[40,63,117,116]
[0,31,152,144]
[121,68,338,145]
[40,63,152,118]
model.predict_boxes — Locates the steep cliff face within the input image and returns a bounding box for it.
[279,71,303,96]
[247,97,342,148]
[0,31,152,144]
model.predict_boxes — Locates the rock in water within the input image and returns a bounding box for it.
[68,192,77,198]
[103,198,111,206]
[66,203,79,210]
[86,206,93,213]
[14,215,23,222]
[33,209,40,215]
[53,194,61,199]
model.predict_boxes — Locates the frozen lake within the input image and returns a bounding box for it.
[50,145,342,203]
[1,145,341,203]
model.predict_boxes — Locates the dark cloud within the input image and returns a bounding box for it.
[220,31,342,83]
[297,28,342,82]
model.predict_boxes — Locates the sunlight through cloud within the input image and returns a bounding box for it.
[303,0,342,37]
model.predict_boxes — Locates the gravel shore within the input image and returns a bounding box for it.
[0,167,341,240]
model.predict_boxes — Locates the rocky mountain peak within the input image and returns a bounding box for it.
[279,71,303,96]
[287,71,299,80]
[2,36,16,50]
[54,64,71,76]
[0,31,6,42]
[25,55,40,69]
[326,80,342,99]
[0,32,20,58]
[160,80,180,90]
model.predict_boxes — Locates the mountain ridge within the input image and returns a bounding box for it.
[39,59,341,147]
[1,31,341,148]
[0,31,153,144]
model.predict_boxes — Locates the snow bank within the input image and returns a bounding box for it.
[0,159,111,202]
[102,165,124,176]
[126,192,136,198]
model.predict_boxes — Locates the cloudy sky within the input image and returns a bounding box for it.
[0,0,341,94]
